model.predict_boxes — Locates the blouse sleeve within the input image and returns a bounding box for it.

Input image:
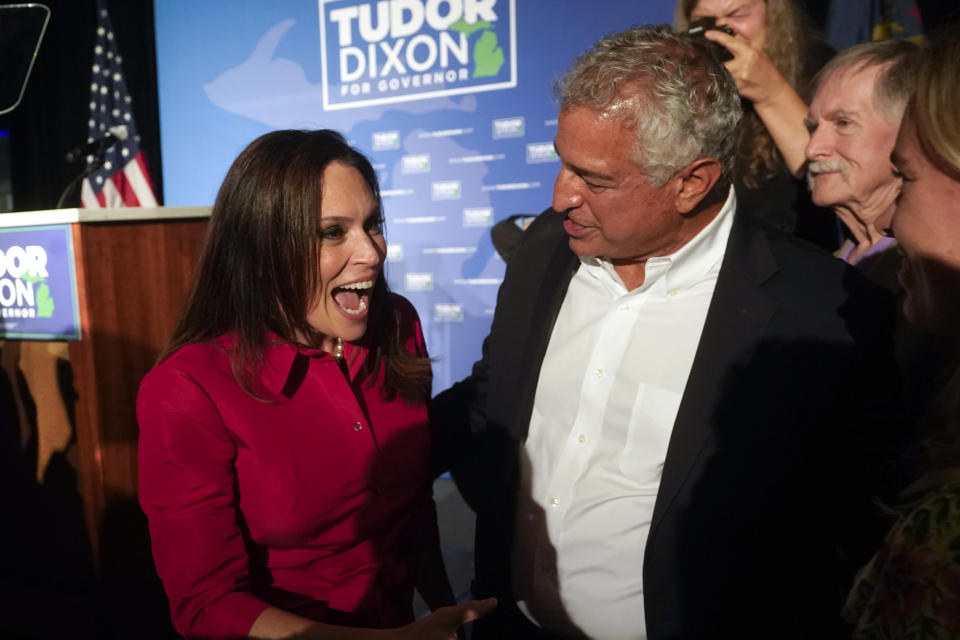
[137,363,270,639]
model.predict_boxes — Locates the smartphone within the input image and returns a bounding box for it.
[684,16,735,63]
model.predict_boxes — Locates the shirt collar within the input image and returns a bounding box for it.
[580,186,737,295]
[215,332,359,399]
[261,339,328,398]
[841,235,896,265]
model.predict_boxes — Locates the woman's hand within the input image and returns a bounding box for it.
[390,598,497,640]
[703,28,811,176]
[703,29,791,106]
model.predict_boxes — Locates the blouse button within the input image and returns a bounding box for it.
[353,422,363,432]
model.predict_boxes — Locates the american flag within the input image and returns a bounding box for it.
[80,2,157,208]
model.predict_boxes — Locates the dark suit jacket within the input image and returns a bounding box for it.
[432,206,902,640]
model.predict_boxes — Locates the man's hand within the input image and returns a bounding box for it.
[391,598,497,640]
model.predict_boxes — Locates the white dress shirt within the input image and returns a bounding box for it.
[512,188,736,639]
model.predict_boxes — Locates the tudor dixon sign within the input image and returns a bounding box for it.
[0,225,81,340]
[320,0,517,110]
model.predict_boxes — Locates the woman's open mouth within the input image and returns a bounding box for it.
[332,279,375,316]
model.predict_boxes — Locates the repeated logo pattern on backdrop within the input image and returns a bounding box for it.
[154,0,673,391]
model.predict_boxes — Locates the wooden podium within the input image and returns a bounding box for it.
[0,206,210,559]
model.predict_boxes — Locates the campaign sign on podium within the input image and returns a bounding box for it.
[0,224,81,340]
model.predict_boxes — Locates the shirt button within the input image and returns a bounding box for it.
[549,497,559,507]
[595,368,604,378]
[618,303,629,311]
[578,434,586,443]
[353,422,363,431]
[667,288,679,296]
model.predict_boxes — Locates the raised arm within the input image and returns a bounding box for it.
[705,29,811,176]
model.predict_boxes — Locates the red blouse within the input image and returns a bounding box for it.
[137,296,433,639]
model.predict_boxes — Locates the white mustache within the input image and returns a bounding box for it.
[807,160,849,190]
[807,160,849,176]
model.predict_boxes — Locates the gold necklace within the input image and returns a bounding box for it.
[332,337,344,360]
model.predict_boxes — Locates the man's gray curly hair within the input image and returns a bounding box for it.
[556,24,742,188]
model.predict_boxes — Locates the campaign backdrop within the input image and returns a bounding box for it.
[154,0,674,392]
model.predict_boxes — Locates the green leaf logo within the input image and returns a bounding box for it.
[449,19,505,79]
[36,283,55,318]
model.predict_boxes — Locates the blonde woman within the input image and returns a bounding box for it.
[845,33,960,639]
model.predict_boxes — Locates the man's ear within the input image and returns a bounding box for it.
[673,158,723,214]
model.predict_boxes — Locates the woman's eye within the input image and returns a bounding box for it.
[367,217,385,235]
[320,225,344,240]
[893,166,915,183]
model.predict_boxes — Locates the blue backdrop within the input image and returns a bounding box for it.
[153,0,674,392]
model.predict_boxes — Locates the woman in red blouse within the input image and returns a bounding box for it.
[137,129,494,639]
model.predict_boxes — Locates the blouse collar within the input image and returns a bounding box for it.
[214,332,371,399]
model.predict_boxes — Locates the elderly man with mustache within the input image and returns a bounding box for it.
[804,39,918,276]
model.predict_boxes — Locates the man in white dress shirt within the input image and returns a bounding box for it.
[433,24,900,640]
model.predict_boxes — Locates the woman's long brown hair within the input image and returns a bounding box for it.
[160,129,431,403]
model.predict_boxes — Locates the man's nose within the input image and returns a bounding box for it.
[805,125,830,161]
[552,166,583,212]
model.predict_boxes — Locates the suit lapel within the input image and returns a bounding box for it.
[512,229,578,442]
[650,213,780,536]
